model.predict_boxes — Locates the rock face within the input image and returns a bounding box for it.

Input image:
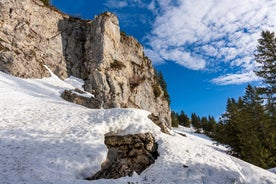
[0,0,171,125]
[87,132,159,180]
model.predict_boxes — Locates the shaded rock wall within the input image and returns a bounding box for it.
[0,0,171,125]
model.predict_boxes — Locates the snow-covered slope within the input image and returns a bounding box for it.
[269,167,276,174]
[0,71,276,184]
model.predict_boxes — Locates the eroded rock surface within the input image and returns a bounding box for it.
[87,132,159,180]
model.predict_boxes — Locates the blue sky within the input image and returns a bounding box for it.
[52,0,276,119]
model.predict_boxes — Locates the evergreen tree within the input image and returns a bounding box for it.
[207,116,217,134]
[213,84,276,168]
[154,69,170,104]
[237,85,271,168]
[201,116,208,132]
[213,121,225,143]
[178,110,190,127]
[254,30,276,116]
[217,98,241,156]
[191,113,202,132]
[171,111,179,127]
[201,116,217,136]
[254,30,276,168]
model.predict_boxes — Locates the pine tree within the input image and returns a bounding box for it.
[171,111,179,127]
[217,98,241,156]
[254,30,276,116]
[213,85,276,168]
[207,116,217,134]
[191,113,202,132]
[178,110,190,127]
[213,121,226,144]
[254,30,276,168]
[237,85,271,168]
[201,116,208,132]
[154,69,170,104]
[201,116,217,136]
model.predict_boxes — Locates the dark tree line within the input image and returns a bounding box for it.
[171,111,190,128]
[171,110,217,136]
[212,30,276,169]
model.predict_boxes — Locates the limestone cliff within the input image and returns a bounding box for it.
[0,0,171,125]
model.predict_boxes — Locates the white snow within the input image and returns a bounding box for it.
[64,76,86,90]
[269,167,276,174]
[64,76,94,98]
[0,71,276,184]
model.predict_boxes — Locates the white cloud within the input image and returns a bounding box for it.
[145,0,276,84]
[148,1,156,11]
[162,49,206,70]
[144,48,164,65]
[105,0,128,8]
[211,71,260,85]
[106,0,152,9]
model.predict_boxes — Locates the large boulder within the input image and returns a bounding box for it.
[87,132,159,180]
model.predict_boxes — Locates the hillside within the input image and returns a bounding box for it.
[0,71,276,183]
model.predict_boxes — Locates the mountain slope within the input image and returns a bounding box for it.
[0,71,276,184]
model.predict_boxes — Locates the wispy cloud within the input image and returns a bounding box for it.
[105,0,152,9]
[144,0,276,85]
[211,71,260,85]
[104,0,155,31]
[105,0,128,9]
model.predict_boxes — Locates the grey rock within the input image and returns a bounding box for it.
[87,132,159,180]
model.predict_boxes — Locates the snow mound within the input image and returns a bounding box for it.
[269,167,276,174]
[0,71,275,184]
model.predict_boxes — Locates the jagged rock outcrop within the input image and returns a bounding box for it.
[87,132,159,180]
[0,0,171,125]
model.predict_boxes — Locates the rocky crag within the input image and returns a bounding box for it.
[0,0,171,125]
